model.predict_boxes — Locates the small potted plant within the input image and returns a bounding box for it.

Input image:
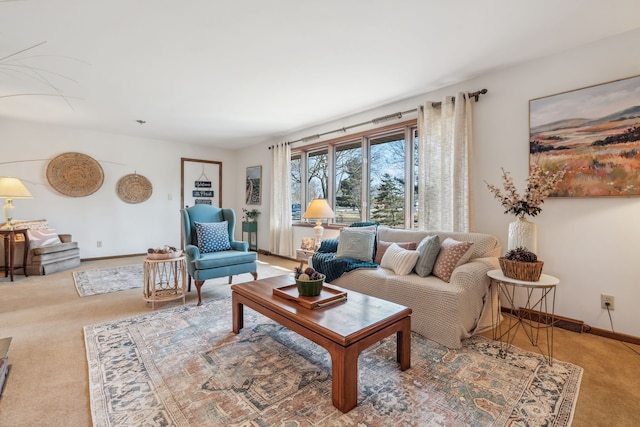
[242,208,261,222]
[499,246,544,281]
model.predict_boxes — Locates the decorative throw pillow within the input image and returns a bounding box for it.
[380,243,420,275]
[375,240,417,264]
[414,235,441,277]
[335,227,376,262]
[27,228,61,248]
[195,221,231,253]
[432,238,474,282]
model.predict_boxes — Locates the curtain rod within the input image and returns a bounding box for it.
[268,88,487,149]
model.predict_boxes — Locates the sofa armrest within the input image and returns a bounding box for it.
[317,238,339,253]
[58,234,72,243]
[449,257,498,291]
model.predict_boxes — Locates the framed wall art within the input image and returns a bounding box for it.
[245,166,261,205]
[530,74,640,197]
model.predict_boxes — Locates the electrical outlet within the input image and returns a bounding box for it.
[97,241,102,248]
[601,294,615,310]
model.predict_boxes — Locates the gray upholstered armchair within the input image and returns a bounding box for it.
[181,205,258,305]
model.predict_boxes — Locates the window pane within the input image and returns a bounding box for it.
[291,155,301,221]
[307,149,328,201]
[335,141,362,224]
[369,133,405,226]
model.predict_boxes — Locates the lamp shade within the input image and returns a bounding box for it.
[0,177,32,199]
[302,199,335,220]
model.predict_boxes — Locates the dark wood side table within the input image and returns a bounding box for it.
[1,228,29,281]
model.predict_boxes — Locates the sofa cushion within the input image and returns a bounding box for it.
[432,238,473,282]
[414,235,441,277]
[27,228,62,248]
[336,227,376,262]
[195,221,231,253]
[380,243,420,275]
[375,240,417,264]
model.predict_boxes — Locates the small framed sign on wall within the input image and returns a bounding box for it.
[246,166,261,205]
[181,158,222,208]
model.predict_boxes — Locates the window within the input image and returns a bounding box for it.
[369,133,405,227]
[307,148,328,201]
[334,141,362,224]
[291,122,417,227]
[291,154,301,221]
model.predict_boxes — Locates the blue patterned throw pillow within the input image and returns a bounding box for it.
[195,221,231,253]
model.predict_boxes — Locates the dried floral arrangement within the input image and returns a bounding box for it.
[485,164,565,218]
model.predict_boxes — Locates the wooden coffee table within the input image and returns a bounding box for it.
[231,274,412,413]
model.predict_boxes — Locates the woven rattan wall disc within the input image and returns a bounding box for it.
[46,152,104,197]
[116,173,153,204]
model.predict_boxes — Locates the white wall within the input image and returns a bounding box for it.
[240,28,640,337]
[0,119,239,258]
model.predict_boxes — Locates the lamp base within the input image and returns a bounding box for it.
[3,199,14,229]
[313,220,324,250]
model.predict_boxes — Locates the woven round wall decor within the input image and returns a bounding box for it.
[46,152,104,197]
[116,173,153,204]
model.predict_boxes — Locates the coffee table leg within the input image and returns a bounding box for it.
[397,317,411,370]
[232,292,243,333]
[330,345,358,413]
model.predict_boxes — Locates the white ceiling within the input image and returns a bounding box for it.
[1,0,640,149]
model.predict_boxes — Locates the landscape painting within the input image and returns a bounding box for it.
[530,74,640,197]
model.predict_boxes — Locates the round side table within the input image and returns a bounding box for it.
[143,256,187,310]
[487,269,559,365]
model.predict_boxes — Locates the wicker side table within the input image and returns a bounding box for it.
[143,256,187,310]
[487,269,559,365]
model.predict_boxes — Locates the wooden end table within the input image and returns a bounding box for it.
[1,228,29,281]
[231,274,411,413]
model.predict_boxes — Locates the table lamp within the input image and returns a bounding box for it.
[0,177,33,229]
[302,198,335,249]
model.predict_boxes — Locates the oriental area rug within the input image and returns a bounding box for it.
[73,261,288,297]
[84,298,583,427]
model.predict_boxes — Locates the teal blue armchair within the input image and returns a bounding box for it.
[181,205,257,305]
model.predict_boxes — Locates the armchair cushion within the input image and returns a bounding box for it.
[195,221,231,253]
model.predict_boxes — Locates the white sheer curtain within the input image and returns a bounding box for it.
[417,93,474,232]
[269,142,294,257]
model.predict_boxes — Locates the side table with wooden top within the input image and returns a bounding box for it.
[0,228,29,281]
[488,269,559,365]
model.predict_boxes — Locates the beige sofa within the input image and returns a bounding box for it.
[329,226,501,349]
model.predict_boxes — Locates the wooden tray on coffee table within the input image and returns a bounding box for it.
[273,284,347,309]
